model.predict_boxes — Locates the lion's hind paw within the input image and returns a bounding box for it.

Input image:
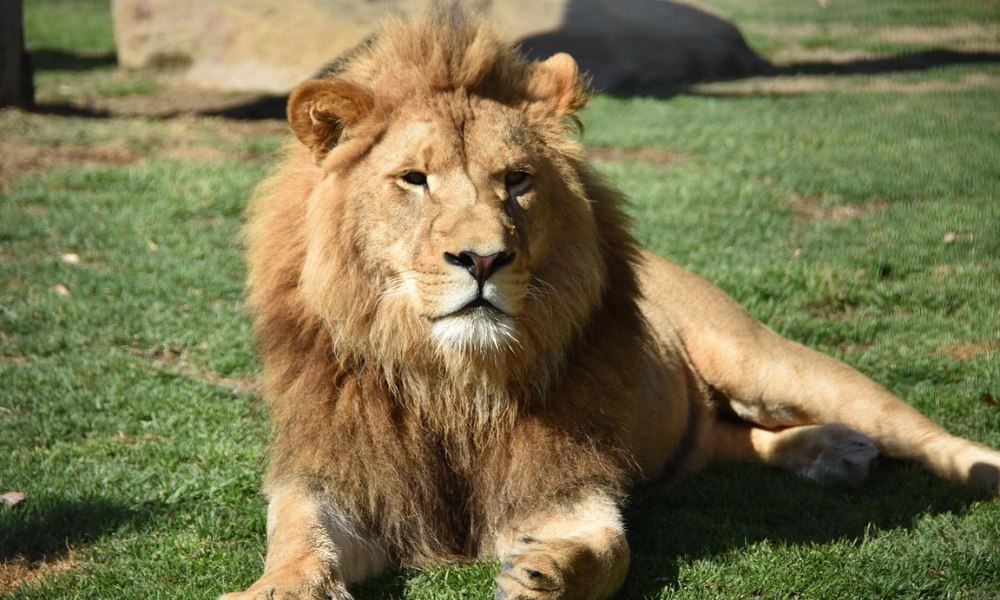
[777,423,879,487]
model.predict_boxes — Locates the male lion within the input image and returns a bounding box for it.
[223,10,1000,600]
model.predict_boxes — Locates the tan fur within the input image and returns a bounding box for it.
[494,494,630,600]
[223,8,1000,600]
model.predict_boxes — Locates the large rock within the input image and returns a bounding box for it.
[111,0,770,95]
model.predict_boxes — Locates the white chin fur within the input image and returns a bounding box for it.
[431,309,518,354]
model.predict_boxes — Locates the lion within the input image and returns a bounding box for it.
[222,9,1000,600]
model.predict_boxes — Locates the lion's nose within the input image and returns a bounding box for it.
[443,250,515,284]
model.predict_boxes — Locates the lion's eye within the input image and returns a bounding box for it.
[504,171,532,192]
[401,171,428,187]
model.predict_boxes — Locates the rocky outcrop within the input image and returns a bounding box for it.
[111,0,770,95]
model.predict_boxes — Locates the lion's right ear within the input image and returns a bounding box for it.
[288,79,374,162]
[527,53,590,120]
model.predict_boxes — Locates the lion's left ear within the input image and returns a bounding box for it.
[527,53,590,119]
[288,78,374,162]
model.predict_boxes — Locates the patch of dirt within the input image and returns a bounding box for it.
[786,194,887,223]
[940,341,998,362]
[864,72,1000,94]
[700,21,1000,97]
[0,555,78,595]
[20,204,49,217]
[694,72,1000,97]
[749,23,864,40]
[588,146,683,168]
[876,24,1000,50]
[771,46,878,65]
[0,112,288,189]
[832,341,875,356]
[159,144,230,163]
[94,85,260,117]
[931,264,969,277]
[136,346,259,396]
[750,23,1000,53]
[805,299,860,322]
[35,68,286,120]
[0,140,140,189]
[158,114,288,144]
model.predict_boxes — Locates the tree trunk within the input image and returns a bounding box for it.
[0,0,34,108]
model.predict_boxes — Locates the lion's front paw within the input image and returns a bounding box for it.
[220,586,351,600]
[219,569,352,600]
[219,586,350,600]
[496,537,596,600]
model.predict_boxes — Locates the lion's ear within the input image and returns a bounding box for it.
[527,53,590,119]
[288,79,374,162]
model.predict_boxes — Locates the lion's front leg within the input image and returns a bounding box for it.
[220,484,388,600]
[494,494,630,600]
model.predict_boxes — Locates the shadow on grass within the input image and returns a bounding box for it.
[0,495,155,562]
[27,103,112,118]
[201,95,288,120]
[618,461,989,598]
[25,95,287,121]
[638,49,1000,99]
[30,50,117,73]
[774,49,1000,77]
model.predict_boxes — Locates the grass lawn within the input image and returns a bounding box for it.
[2,0,999,598]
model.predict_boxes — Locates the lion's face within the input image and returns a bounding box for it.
[285,52,607,380]
[353,98,539,354]
[300,92,605,363]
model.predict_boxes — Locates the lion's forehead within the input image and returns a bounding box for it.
[378,99,534,174]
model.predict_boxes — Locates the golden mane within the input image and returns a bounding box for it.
[327,8,544,106]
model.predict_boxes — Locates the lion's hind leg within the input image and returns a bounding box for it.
[697,329,1000,493]
[684,300,1000,493]
[709,420,879,487]
[643,252,1000,493]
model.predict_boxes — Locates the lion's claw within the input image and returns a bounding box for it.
[496,543,571,600]
[219,579,352,600]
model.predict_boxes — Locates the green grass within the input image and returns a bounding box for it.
[24,0,162,105]
[3,1,1000,598]
[709,0,1000,26]
[706,0,1000,57]
[24,0,114,57]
